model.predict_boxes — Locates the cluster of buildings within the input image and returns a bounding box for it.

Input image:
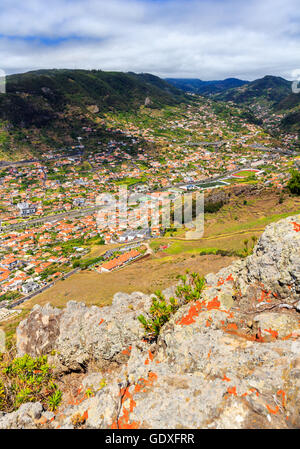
[0,214,98,301]
[0,97,298,303]
[96,248,142,273]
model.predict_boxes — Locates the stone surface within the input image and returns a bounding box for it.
[17,303,62,357]
[2,215,299,429]
[0,403,43,429]
[17,292,153,372]
[253,312,300,339]
[238,214,300,302]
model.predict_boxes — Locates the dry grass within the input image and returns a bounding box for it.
[18,253,236,309]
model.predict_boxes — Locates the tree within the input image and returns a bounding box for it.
[287,169,300,195]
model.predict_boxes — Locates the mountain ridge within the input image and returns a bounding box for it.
[0,69,187,158]
[165,77,249,95]
[213,75,292,106]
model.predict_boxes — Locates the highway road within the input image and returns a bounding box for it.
[1,205,104,232]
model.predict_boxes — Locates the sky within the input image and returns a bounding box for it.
[0,0,299,80]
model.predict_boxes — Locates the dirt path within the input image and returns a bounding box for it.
[170,227,265,242]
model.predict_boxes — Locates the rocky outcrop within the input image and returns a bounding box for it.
[239,215,300,302]
[17,292,152,372]
[17,303,62,357]
[2,214,299,429]
[0,403,44,429]
[204,214,300,311]
[205,183,264,207]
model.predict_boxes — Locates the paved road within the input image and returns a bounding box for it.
[0,152,83,169]
[1,205,104,232]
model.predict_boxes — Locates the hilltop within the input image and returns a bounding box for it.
[213,75,292,107]
[0,214,299,429]
[212,75,300,136]
[166,75,300,137]
[0,69,186,159]
[165,77,249,95]
[274,92,300,134]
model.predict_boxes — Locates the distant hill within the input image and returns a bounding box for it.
[214,75,292,106]
[165,77,249,95]
[0,69,187,158]
[212,75,300,135]
[273,91,300,133]
[0,69,186,128]
[275,91,300,111]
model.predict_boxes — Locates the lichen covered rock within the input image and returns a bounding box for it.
[6,215,300,429]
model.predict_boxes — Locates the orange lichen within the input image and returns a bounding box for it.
[206,319,212,327]
[225,323,238,331]
[277,390,286,408]
[222,375,231,382]
[148,372,158,382]
[227,386,237,396]
[176,300,204,325]
[134,384,142,394]
[264,328,278,339]
[226,274,234,282]
[282,333,293,341]
[38,416,48,425]
[221,309,234,318]
[98,318,104,326]
[148,350,154,362]
[207,296,220,310]
[111,386,141,429]
[291,221,300,232]
[258,290,271,303]
[266,404,279,415]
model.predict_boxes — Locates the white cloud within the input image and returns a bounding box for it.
[0,0,299,80]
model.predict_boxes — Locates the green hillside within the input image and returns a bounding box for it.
[0,69,186,159]
[214,75,292,106]
[0,69,186,127]
[166,77,249,95]
[213,75,300,135]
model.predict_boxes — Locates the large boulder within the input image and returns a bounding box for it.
[17,303,62,357]
[0,403,43,429]
[17,292,152,372]
[238,214,300,302]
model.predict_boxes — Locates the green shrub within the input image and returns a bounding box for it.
[204,201,224,214]
[0,353,62,413]
[138,272,205,340]
[287,169,300,195]
[138,291,179,340]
